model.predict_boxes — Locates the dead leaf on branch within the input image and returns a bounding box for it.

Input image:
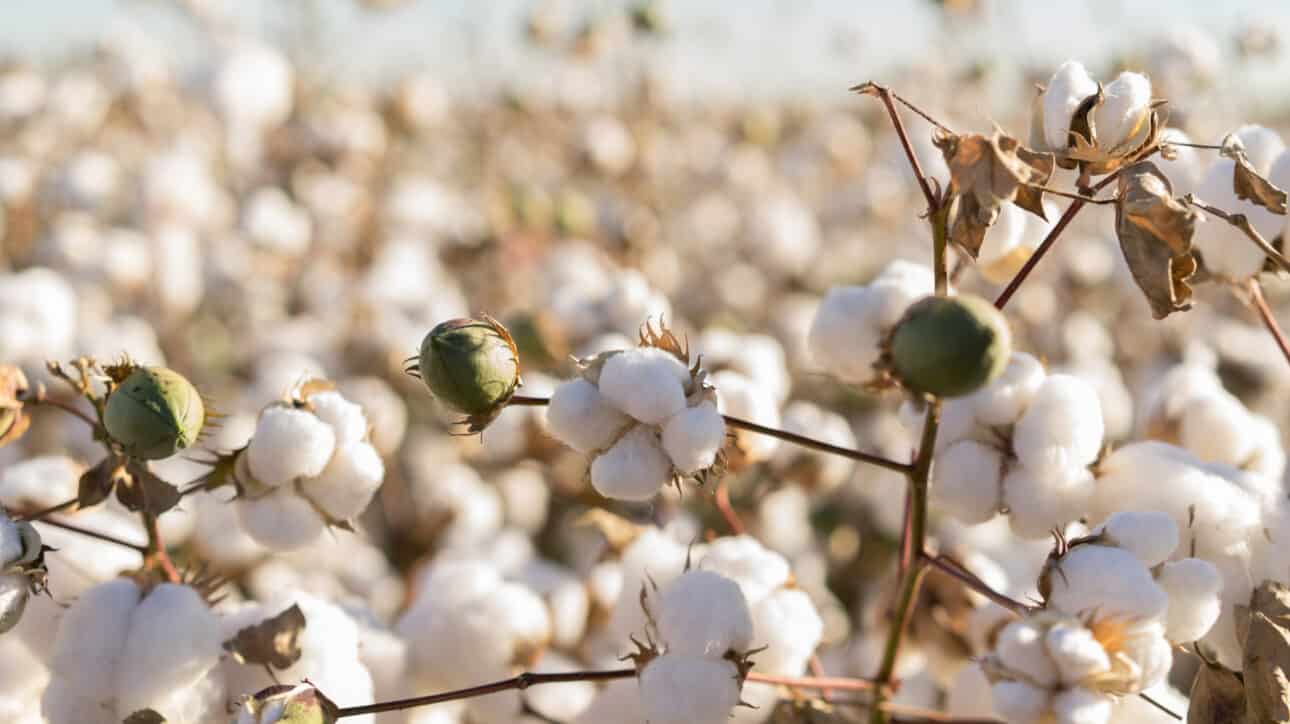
[223,603,307,670]
[933,129,1054,258]
[123,710,166,724]
[1242,580,1290,723]
[1114,161,1200,319]
[78,456,128,509]
[0,365,29,449]
[116,460,181,516]
[1187,663,1247,724]
[1222,133,1289,215]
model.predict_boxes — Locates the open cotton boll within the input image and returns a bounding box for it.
[598,348,690,424]
[807,287,886,383]
[1092,72,1151,150]
[638,654,742,724]
[1042,61,1098,151]
[1178,392,1255,467]
[698,535,791,605]
[1094,511,1179,567]
[44,578,139,721]
[1046,545,1168,620]
[1244,414,1287,482]
[657,570,753,657]
[237,488,325,550]
[1054,687,1113,724]
[308,390,369,446]
[933,440,1002,524]
[1155,559,1222,643]
[590,425,672,501]
[661,402,726,474]
[300,440,384,520]
[965,352,1046,428]
[1233,124,1286,171]
[1014,374,1103,479]
[546,378,632,452]
[750,588,823,675]
[991,680,1051,724]
[115,584,224,721]
[246,406,336,487]
[1044,621,1111,685]
[995,620,1059,688]
[607,530,693,647]
[1003,466,1094,540]
[712,370,781,461]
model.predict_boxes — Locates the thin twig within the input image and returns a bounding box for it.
[33,517,148,553]
[922,553,1033,616]
[24,392,98,427]
[507,395,551,406]
[335,668,636,718]
[1137,691,1183,721]
[1025,184,1117,205]
[1166,141,1225,150]
[747,671,880,692]
[14,498,78,522]
[890,91,953,133]
[851,82,939,212]
[1246,278,1290,368]
[1185,194,1290,275]
[712,480,745,535]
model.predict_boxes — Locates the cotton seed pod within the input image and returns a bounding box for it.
[414,317,520,428]
[103,366,205,460]
[236,683,339,724]
[886,295,1011,398]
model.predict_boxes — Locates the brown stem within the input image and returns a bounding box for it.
[507,395,552,406]
[14,498,78,522]
[142,511,180,583]
[1246,278,1290,368]
[713,480,745,535]
[25,392,98,428]
[922,553,1033,616]
[851,82,939,213]
[336,669,636,718]
[33,517,148,553]
[747,671,879,692]
[1137,691,1183,721]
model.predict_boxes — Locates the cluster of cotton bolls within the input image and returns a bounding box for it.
[546,342,726,501]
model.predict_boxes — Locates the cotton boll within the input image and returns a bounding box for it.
[1044,621,1110,685]
[300,441,384,520]
[246,406,336,487]
[712,370,781,461]
[237,489,325,550]
[1014,374,1103,478]
[638,654,742,724]
[698,536,791,605]
[1092,73,1151,150]
[991,680,1051,724]
[44,578,139,722]
[750,588,823,675]
[966,352,1046,428]
[1234,124,1286,171]
[995,620,1059,688]
[1094,511,1179,567]
[1004,466,1095,539]
[1046,545,1168,620]
[309,391,369,446]
[657,570,753,657]
[115,584,224,720]
[494,467,550,535]
[661,402,726,474]
[590,425,672,501]
[607,530,691,647]
[338,377,407,456]
[1155,559,1222,643]
[1042,62,1099,151]
[933,440,1002,524]
[1244,413,1286,482]
[0,455,82,509]
[1178,392,1255,467]
[1053,687,1113,724]
[756,485,813,556]
[547,377,632,452]
[808,263,930,384]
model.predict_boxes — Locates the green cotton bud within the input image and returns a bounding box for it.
[887,294,1011,398]
[236,683,339,724]
[413,317,521,425]
[103,366,205,460]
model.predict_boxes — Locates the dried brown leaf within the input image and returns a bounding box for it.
[1064,87,1163,177]
[223,603,307,670]
[1187,663,1247,724]
[78,456,124,509]
[0,365,29,449]
[1244,580,1290,723]
[934,129,1053,258]
[123,710,166,724]
[1115,161,1200,319]
[117,460,181,516]
[1222,134,1289,215]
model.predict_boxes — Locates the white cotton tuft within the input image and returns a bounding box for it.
[1013,374,1103,479]
[1091,72,1151,150]
[598,348,690,424]
[657,570,754,657]
[1156,558,1223,644]
[807,262,930,383]
[1044,621,1111,685]
[246,406,336,487]
[698,535,791,605]
[0,515,21,566]
[661,402,726,474]
[1194,157,1280,279]
[1178,392,1254,468]
[546,378,632,452]
[995,620,1058,688]
[638,654,742,724]
[1233,124,1286,171]
[1094,511,1179,567]
[308,391,369,446]
[712,370,781,461]
[965,352,1047,427]
[1046,545,1168,620]
[991,680,1051,724]
[115,584,224,720]
[237,488,325,549]
[750,588,824,675]
[1003,466,1094,540]
[1053,687,1112,724]
[300,441,384,520]
[1042,61,1098,151]
[589,425,672,501]
[932,440,1002,524]
[47,578,139,712]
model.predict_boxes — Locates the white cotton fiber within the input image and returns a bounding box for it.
[237,488,325,550]
[1042,61,1098,150]
[750,588,823,675]
[1053,687,1112,724]
[698,535,791,605]
[590,425,672,501]
[712,370,781,460]
[247,406,336,487]
[1179,392,1254,467]
[1046,545,1168,621]
[966,352,1046,427]
[1095,511,1179,567]
[933,440,1002,524]
[0,516,21,566]
[300,441,384,520]
[1003,466,1094,540]
[546,378,632,452]
[638,654,742,724]
[657,570,753,657]
[1043,621,1110,685]
[1155,558,1223,644]
[115,584,224,720]
[661,402,726,474]
[1092,72,1151,150]
[308,390,369,446]
[991,680,1051,724]
[598,348,690,424]
[1014,374,1103,479]
[995,620,1058,688]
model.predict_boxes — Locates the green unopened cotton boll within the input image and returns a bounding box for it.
[888,295,1011,398]
[418,318,520,418]
[103,366,205,460]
